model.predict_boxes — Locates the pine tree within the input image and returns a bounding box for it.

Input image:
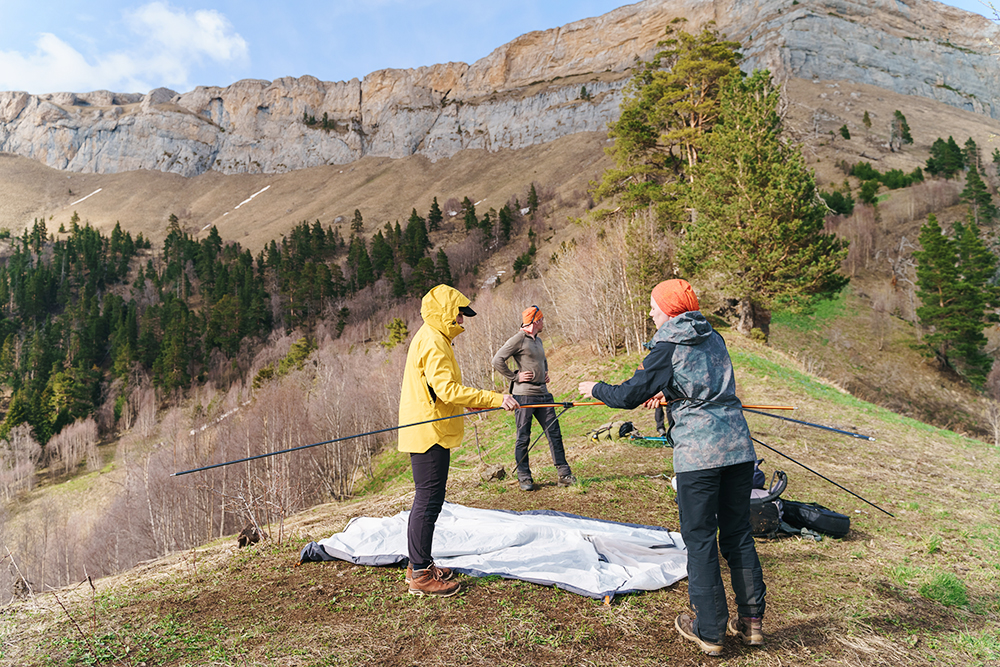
[370,230,394,276]
[681,70,848,338]
[409,257,438,296]
[351,209,364,233]
[498,204,514,244]
[402,210,430,266]
[390,268,407,298]
[527,184,539,213]
[926,137,965,178]
[862,110,871,131]
[946,136,965,172]
[914,214,999,385]
[427,197,443,231]
[964,137,981,171]
[462,197,477,233]
[435,248,453,286]
[592,20,742,220]
[889,110,912,151]
[960,164,997,225]
[355,245,374,289]
[479,211,493,248]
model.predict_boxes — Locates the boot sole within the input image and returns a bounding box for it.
[675,615,723,656]
[408,585,460,598]
[405,575,454,585]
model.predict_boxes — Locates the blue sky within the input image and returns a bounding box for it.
[0,0,995,95]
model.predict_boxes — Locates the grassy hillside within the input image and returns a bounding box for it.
[3,72,1000,665]
[3,332,998,666]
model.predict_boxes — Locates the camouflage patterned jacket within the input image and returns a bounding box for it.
[591,311,755,473]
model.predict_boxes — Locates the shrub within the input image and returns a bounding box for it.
[820,190,855,216]
[851,162,880,181]
[859,179,881,204]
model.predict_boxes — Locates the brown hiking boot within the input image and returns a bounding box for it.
[405,563,454,584]
[675,613,723,657]
[557,473,577,487]
[727,616,764,646]
[407,566,461,597]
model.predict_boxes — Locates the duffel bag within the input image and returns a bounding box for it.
[782,500,850,538]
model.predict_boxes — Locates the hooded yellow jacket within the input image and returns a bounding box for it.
[398,285,503,453]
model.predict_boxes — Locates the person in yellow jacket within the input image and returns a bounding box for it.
[399,284,518,597]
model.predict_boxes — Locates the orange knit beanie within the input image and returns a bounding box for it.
[651,279,699,317]
[522,306,543,326]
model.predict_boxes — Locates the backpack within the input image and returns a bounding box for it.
[748,469,787,538]
[589,420,636,441]
[782,500,851,538]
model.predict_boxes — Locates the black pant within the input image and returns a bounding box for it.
[407,444,450,570]
[513,393,570,479]
[675,461,766,643]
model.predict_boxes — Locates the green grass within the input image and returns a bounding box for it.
[955,627,1000,662]
[770,289,850,333]
[919,571,969,607]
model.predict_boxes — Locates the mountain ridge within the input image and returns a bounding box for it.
[0,0,996,177]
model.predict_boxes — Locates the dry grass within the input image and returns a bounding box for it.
[2,331,998,667]
[0,132,611,255]
[2,74,1000,665]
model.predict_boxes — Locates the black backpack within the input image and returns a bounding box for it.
[748,469,787,538]
[782,500,850,538]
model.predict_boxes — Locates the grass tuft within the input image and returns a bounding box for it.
[919,571,969,607]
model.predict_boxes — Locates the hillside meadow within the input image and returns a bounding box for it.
[2,70,1000,665]
[1,324,998,666]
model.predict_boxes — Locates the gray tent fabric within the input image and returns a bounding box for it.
[299,502,687,599]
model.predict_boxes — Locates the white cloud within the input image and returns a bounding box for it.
[0,2,248,94]
[126,3,248,63]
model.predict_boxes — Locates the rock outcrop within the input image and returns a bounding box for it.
[0,0,996,176]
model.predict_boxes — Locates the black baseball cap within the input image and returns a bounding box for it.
[459,305,477,317]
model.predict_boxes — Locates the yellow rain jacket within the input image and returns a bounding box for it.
[398,285,503,453]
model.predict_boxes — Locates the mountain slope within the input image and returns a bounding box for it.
[3,334,997,666]
[0,0,996,178]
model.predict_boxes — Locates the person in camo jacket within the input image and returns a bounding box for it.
[492,305,576,491]
[578,279,767,657]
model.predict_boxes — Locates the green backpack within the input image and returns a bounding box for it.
[588,420,636,441]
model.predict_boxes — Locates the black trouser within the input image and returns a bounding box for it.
[655,405,666,433]
[513,393,570,479]
[407,444,450,570]
[675,461,767,644]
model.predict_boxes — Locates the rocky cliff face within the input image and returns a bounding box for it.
[0,0,996,176]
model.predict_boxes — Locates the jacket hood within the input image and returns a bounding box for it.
[421,284,469,340]
[648,311,714,347]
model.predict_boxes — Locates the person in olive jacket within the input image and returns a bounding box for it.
[398,284,517,597]
[579,279,766,656]
[491,306,576,490]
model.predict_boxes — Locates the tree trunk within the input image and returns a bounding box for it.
[737,298,771,341]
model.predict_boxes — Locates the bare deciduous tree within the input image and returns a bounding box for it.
[0,425,42,501]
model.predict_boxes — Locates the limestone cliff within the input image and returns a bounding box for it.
[0,0,996,176]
